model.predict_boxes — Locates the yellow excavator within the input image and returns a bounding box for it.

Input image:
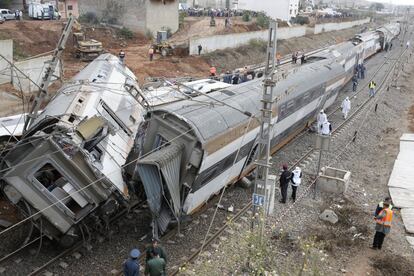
[72,20,103,61]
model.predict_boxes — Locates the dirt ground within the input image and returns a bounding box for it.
[169,16,265,45]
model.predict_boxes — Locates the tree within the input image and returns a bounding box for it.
[0,0,13,8]
[370,2,385,11]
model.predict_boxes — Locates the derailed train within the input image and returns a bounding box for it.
[0,23,400,243]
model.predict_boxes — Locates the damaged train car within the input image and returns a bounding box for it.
[134,23,400,237]
[0,53,148,246]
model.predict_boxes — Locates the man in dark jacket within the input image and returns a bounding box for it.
[145,252,166,276]
[145,238,167,265]
[279,164,292,204]
[123,248,140,276]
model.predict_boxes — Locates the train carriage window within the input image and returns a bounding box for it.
[33,163,85,217]
[152,134,170,150]
[302,91,311,103]
[279,103,287,119]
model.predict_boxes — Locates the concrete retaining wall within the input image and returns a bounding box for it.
[78,0,178,33]
[314,18,370,34]
[0,40,13,85]
[189,26,307,55]
[189,18,370,55]
[12,56,61,94]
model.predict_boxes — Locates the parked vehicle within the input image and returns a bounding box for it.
[0,9,16,20]
[28,2,60,20]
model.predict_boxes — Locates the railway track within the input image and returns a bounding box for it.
[169,39,410,275]
[0,30,406,276]
[0,200,147,275]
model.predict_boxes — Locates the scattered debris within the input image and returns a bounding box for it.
[72,252,82,260]
[59,262,69,269]
[319,209,339,224]
[0,219,12,228]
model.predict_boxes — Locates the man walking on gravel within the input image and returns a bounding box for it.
[352,74,358,92]
[372,201,393,250]
[291,167,302,202]
[279,164,292,204]
[341,97,351,119]
[123,248,141,276]
[369,80,376,97]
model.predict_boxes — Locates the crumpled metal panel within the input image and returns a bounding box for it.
[137,143,183,217]
[136,164,162,215]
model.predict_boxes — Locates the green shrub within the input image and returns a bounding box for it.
[242,11,251,22]
[248,39,267,51]
[79,12,99,24]
[256,12,270,28]
[293,15,310,25]
[118,27,134,39]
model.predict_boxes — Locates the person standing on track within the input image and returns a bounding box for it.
[341,97,351,119]
[352,74,358,92]
[321,120,332,136]
[291,167,302,202]
[123,249,141,276]
[369,80,376,97]
[360,64,366,79]
[317,109,327,134]
[279,164,292,204]
[372,201,393,250]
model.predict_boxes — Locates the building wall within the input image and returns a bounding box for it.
[189,25,307,54]
[189,17,370,55]
[146,0,179,34]
[58,0,79,18]
[78,0,178,33]
[289,0,299,18]
[314,18,370,34]
[0,40,13,85]
[238,0,290,22]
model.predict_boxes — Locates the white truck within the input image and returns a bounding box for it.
[28,2,60,20]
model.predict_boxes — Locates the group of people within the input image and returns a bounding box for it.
[351,63,366,92]
[123,238,167,276]
[279,165,302,204]
[291,52,306,65]
[210,66,253,85]
[14,10,23,20]
[317,109,332,135]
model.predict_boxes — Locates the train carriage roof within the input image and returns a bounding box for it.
[152,60,344,145]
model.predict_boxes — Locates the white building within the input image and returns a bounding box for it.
[238,0,300,22]
[188,0,233,9]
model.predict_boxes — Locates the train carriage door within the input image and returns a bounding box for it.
[314,84,327,115]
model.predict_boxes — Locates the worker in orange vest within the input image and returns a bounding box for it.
[276,53,281,66]
[372,201,393,250]
[209,65,217,77]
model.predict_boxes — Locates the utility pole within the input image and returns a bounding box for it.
[23,15,75,133]
[251,21,277,241]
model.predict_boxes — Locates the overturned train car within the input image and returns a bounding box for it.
[0,54,148,245]
[135,23,400,236]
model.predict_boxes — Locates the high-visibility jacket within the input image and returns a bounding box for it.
[375,208,393,227]
[210,66,217,75]
[369,81,376,89]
